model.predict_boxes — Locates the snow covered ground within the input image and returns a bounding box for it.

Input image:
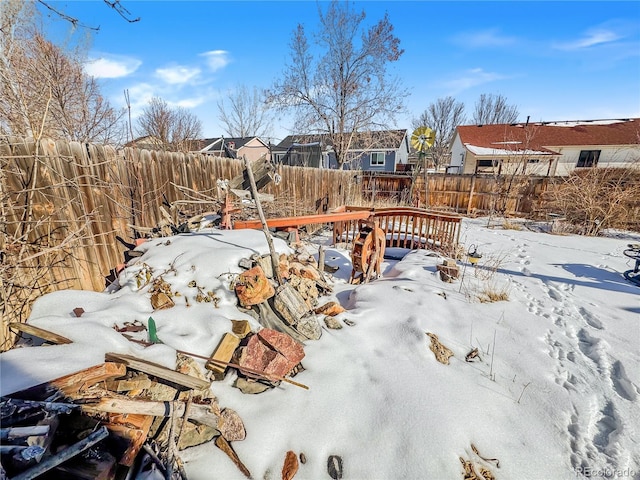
[1,217,639,480]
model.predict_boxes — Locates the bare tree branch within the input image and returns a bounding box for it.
[267,0,408,169]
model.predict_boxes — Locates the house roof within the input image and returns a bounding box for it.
[456,118,640,156]
[197,136,268,152]
[274,129,408,152]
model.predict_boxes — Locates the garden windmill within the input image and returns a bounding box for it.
[410,126,436,167]
[410,126,436,207]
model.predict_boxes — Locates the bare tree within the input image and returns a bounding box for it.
[545,163,640,236]
[413,96,466,169]
[0,3,126,144]
[267,0,408,169]
[217,85,272,139]
[472,93,519,125]
[136,97,202,151]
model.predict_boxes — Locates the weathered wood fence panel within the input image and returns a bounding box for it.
[1,138,365,348]
[3,137,556,349]
[362,172,550,216]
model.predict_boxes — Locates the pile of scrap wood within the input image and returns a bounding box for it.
[1,233,349,478]
[0,354,247,479]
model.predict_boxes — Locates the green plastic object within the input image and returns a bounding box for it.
[148,316,161,344]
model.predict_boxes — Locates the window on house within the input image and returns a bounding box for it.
[477,159,498,167]
[576,150,600,168]
[371,152,385,166]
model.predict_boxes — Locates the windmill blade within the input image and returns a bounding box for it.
[411,126,436,151]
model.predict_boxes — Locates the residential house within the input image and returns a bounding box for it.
[272,130,410,171]
[448,118,640,176]
[196,136,270,162]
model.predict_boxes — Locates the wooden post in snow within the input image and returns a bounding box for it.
[243,155,282,286]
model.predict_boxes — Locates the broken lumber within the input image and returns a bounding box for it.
[8,322,72,345]
[104,413,154,466]
[81,397,226,430]
[0,426,49,441]
[215,436,251,479]
[105,353,210,390]
[206,333,241,380]
[12,362,126,400]
[11,426,109,480]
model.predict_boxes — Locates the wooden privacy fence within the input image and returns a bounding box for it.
[0,137,363,349]
[362,171,551,216]
[332,205,462,253]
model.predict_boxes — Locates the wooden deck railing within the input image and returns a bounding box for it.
[332,206,462,253]
[234,205,462,254]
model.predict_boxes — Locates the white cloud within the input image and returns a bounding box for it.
[200,50,231,72]
[554,28,622,50]
[155,65,201,85]
[442,68,509,92]
[451,29,517,48]
[84,55,141,78]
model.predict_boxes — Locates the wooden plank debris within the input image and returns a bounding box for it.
[215,436,251,479]
[81,397,224,430]
[8,323,72,345]
[13,362,127,400]
[206,333,241,380]
[105,353,210,390]
[103,413,154,466]
[11,426,109,480]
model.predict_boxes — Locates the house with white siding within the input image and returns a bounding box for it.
[448,118,640,176]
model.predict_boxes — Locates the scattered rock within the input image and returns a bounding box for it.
[235,266,275,307]
[273,283,310,326]
[238,329,305,379]
[287,275,319,307]
[73,307,85,317]
[218,408,246,441]
[315,301,345,316]
[324,316,343,330]
[465,348,480,362]
[327,455,343,480]
[231,319,252,338]
[233,377,273,394]
[436,262,460,282]
[282,450,299,480]
[296,315,322,340]
[343,319,356,327]
[258,328,305,365]
[426,332,454,365]
[299,452,307,464]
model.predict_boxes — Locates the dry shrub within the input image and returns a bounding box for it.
[502,219,522,231]
[543,166,640,235]
[461,250,511,303]
[476,284,510,303]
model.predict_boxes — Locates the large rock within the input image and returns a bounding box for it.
[238,329,305,378]
[257,328,305,365]
[235,266,275,307]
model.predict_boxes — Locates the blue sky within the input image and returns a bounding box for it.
[43,1,640,143]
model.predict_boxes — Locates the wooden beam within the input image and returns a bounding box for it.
[233,210,373,230]
[105,353,210,390]
[8,322,72,345]
[81,397,224,430]
[206,333,241,380]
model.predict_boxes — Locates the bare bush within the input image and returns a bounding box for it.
[543,166,640,235]
[1,137,98,350]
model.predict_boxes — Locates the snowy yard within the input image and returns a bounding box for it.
[1,217,639,480]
